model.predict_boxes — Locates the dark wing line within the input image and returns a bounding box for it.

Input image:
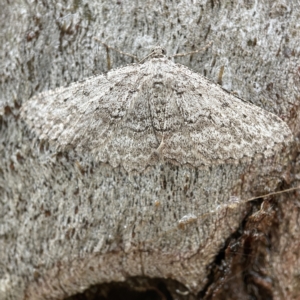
[68,72,135,147]
[89,67,151,153]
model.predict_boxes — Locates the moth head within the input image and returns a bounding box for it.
[150,46,167,58]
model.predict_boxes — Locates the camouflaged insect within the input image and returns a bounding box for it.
[21,47,292,172]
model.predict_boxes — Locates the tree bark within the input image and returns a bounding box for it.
[1,1,299,299]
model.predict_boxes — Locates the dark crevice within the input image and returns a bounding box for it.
[65,277,173,300]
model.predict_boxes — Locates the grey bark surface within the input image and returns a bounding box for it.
[1,1,300,300]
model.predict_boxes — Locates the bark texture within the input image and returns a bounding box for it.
[1,1,300,300]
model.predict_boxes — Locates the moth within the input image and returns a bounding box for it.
[21,46,292,172]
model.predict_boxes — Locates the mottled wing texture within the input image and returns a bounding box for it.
[21,54,292,171]
[156,61,293,167]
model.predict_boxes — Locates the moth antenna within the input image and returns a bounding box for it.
[138,48,159,64]
[172,40,213,58]
[94,37,139,62]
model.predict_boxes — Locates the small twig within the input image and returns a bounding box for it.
[245,186,300,202]
[94,37,139,61]
[172,41,213,58]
